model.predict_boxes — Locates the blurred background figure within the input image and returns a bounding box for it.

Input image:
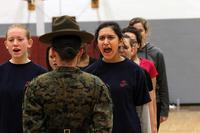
[46,46,57,71]
[120,27,158,133]
[77,43,96,70]
[129,17,169,130]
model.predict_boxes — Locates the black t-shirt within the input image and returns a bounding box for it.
[0,61,47,133]
[85,58,150,133]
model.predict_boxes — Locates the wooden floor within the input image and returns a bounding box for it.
[159,105,200,133]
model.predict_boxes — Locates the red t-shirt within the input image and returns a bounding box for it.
[140,58,158,78]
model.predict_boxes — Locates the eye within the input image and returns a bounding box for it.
[98,36,105,41]
[123,45,129,49]
[8,38,14,42]
[107,35,115,40]
[17,38,24,42]
[50,55,54,59]
[138,29,144,33]
[98,35,116,41]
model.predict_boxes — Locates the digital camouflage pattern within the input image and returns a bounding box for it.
[23,67,113,133]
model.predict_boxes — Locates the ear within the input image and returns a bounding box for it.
[76,47,84,64]
[4,40,8,49]
[77,47,84,57]
[27,39,33,48]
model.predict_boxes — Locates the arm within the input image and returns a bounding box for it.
[91,79,113,133]
[150,77,157,133]
[156,52,169,121]
[136,104,152,133]
[23,79,45,133]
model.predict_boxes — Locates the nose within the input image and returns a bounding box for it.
[103,37,110,46]
[13,39,18,45]
[103,38,110,46]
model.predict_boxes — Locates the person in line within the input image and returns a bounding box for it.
[120,27,158,133]
[129,17,169,130]
[85,21,151,133]
[77,43,96,70]
[23,15,113,133]
[46,46,57,71]
[46,43,96,71]
[0,24,47,133]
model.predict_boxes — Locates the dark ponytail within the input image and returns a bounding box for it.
[52,35,81,60]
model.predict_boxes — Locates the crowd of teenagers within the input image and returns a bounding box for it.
[0,15,169,133]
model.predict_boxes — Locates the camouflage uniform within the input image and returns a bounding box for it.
[23,67,113,133]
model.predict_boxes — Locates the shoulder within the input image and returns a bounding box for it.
[29,62,47,69]
[0,62,9,75]
[123,58,142,71]
[29,62,48,73]
[0,61,10,67]
[24,72,55,102]
[140,58,155,66]
[89,57,97,65]
[25,72,53,93]
[28,72,50,85]
[147,43,164,55]
[84,59,101,73]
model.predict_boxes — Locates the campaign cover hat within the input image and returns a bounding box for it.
[39,15,94,44]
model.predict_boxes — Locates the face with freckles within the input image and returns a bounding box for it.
[97,27,122,62]
[4,27,32,61]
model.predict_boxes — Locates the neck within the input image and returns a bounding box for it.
[9,58,30,64]
[132,56,140,65]
[77,55,89,67]
[56,56,79,68]
[103,55,125,63]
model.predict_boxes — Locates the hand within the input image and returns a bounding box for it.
[160,116,168,123]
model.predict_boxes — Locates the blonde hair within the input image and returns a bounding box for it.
[5,24,31,39]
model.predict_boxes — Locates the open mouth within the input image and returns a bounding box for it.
[13,49,21,52]
[103,48,112,53]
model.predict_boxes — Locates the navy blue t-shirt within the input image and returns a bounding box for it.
[85,58,150,133]
[0,61,47,133]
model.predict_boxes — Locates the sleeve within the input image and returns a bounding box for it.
[143,69,153,92]
[156,51,169,117]
[23,79,46,133]
[134,68,151,106]
[149,61,158,78]
[91,78,113,133]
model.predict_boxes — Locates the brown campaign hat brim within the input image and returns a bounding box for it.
[39,29,94,44]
